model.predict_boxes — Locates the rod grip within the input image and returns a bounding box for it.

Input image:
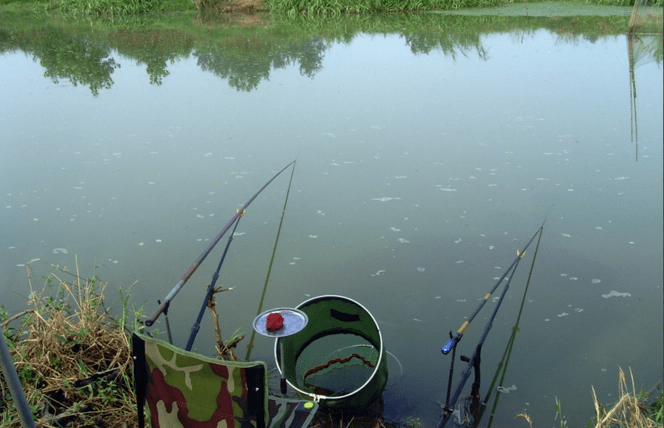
[441,333,462,355]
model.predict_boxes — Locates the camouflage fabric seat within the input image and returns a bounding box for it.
[132,332,318,428]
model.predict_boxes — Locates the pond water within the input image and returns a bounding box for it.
[1,10,662,428]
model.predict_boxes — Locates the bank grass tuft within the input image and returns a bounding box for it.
[0,257,142,428]
[517,367,664,428]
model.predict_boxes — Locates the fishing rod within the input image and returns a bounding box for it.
[440,225,543,355]
[1,328,37,428]
[145,160,296,327]
[245,161,297,361]
[185,209,244,351]
[437,223,545,428]
[481,226,545,427]
[438,259,522,428]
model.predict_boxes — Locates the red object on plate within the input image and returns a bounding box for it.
[266,313,284,331]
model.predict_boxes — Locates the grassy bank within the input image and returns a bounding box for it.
[1,259,662,427]
[0,0,657,18]
[0,259,140,427]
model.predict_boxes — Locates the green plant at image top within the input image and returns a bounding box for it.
[45,0,166,16]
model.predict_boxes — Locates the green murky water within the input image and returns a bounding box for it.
[1,6,662,427]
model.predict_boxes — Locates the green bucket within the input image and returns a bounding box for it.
[274,295,388,413]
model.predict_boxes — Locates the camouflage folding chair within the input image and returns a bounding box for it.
[132,332,318,428]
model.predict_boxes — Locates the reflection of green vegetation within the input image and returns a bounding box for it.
[196,35,325,90]
[110,28,197,84]
[6,26,120,95]
[0,9,653,95]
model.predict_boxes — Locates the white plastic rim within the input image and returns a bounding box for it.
[273,294,385,401]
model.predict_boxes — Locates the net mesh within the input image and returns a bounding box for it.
[294,335,379,397]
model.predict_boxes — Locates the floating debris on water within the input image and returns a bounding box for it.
[53,248,68,254]
[417,267,425,272]
[497,385,517,394]
[558,312,570,317]
[602,291,631,298]
[371,270,385,277]
[592,279,601,284]
[372,197,401,202]
[390,227,401,232]
[155,239,162,243]
[309,235,318,238]
[454,238,461,243]
[397,238,410,243]
[456,260,464,264]
[562,233,572,237]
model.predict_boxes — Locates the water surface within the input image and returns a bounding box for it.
[1,13,662,427]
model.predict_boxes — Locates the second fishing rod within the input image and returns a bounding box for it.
[440,224,544,356]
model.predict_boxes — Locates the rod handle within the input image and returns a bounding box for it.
[145,300,170,327]
[441,333,462,355]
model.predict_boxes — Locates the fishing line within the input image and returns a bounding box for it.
[437,222,545,428]
[439,260,523,428]
[482,224,545,427]
[145,160,295,327]
[441,225,542,355]
[245,161,297,361]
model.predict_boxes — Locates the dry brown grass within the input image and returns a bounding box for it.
[310,413,394,428]
[516,367,661,428]
[589,368,660,428]
[0,258,137,428]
